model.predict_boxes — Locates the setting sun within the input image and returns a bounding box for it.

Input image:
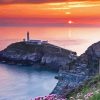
[68,20,73,24]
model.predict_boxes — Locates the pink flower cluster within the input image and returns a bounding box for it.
[33,94,56,100]
[84,92,94,99]
[86,92,94,97]
[32,94,66,100]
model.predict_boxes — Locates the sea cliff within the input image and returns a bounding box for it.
[52,41,100,98]
[0,41,77,71]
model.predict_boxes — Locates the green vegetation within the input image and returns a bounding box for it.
[91,93,100,100]
[68,75,100,100]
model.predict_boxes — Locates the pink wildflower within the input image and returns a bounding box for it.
[86,92,94,97]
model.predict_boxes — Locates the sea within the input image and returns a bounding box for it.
[0,26,100,100]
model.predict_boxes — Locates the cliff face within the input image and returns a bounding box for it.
[52,41,100,98]
[0,42,77,71]
[79,41,100,74]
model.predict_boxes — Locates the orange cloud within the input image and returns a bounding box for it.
[0,0,97,4]
[0,1,100,18]
[0,1,100,26]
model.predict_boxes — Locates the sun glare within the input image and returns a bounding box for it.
[65,12,71,15]
[68,20,73,24]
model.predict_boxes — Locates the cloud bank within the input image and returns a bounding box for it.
[0,0,90,4]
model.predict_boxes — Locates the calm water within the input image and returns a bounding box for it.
[0,26,100,100]
[0,63,57,100]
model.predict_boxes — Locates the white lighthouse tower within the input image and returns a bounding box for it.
[27,32,30,41]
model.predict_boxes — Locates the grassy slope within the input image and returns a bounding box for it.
[67,75,100,100]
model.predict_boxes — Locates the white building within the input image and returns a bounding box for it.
[25,32,48,45]
[28,40,48,45]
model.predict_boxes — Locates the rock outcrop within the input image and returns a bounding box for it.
[0,41,77,71]
[52,41,100,98]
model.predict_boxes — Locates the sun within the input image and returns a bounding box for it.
[68,20,73,24]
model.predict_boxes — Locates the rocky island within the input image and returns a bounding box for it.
[0,39,100,99]
[0,41,77,71]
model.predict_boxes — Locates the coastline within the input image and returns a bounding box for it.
[0,41,100,98]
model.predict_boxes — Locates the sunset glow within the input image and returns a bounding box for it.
[0,1,100,100]
[0,1,100,26]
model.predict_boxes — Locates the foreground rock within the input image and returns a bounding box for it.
[52,41,100,98]
[0,41,77,71]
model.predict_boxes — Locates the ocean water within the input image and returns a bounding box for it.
[0,26,100,100]
[0,63,57,100]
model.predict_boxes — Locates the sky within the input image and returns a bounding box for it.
[0,0,100,26]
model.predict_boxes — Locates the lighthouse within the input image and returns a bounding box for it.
[27,32,30,41]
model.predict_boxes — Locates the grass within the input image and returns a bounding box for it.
[67,74,100,100]
[81,85,90,94]
[91,93,100,100]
